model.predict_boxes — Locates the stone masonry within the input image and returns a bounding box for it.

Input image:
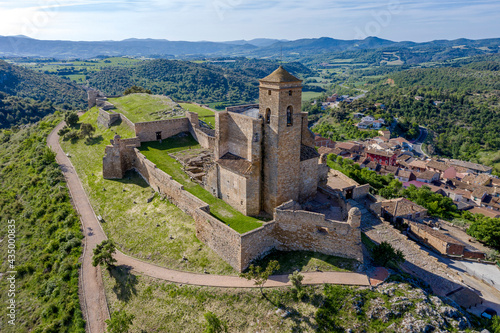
[100,67,364,271]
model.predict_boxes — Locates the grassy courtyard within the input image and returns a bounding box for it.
[138,139,263,234]
[109,94,185,123]
[60,107,235,275]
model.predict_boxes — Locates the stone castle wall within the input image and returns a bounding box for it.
[186,111,215,150]
[135,118,189,142]
[97,108,121,128]
[273,203,363,262]
[132,148,243,269]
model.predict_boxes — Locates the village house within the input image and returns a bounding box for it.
[395,169,416,183]
[408,222,485,260]
[415,170,440,184]
[380,198,427,224]
[366,149,397,166]
[448,159,493,175]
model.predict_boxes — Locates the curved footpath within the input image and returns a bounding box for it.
[47,121,371,328]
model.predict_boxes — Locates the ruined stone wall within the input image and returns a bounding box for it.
[194,207,242,270]
[97,108,121,128]
[353,184,370,200]
[272,204,363,262]
[102,136,140,179]
[240,222,277,270]
[299,158,318,203]
[366,193,382,216]
[132,148,243,270]
[134,118,189,142]
[87,90,99,108]
[409,223,464,256]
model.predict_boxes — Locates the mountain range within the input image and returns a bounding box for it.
[0,35,499,59]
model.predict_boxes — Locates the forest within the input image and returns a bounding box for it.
[0,60,87,128]
[86,59,311,104]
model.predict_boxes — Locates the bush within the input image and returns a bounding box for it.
[372,241,405,267]
[63,129,79,142]
[58,126,70,136]
[203,312,227,333]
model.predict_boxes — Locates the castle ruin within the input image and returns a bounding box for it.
[101,67,366,272]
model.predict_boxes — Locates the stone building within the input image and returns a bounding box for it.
[101,67,365,271]
[204,66,327,217]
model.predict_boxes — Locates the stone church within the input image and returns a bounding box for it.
[205,66,327,217]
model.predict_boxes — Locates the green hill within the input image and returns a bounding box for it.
[0,60,87,128]
[0,115,85,332]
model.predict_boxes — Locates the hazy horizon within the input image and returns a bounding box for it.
[0,1,499,43]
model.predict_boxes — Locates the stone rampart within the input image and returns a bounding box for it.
[240,222,277,269]
[97,108,121,128]
[132,148,243,269]
[135,118,189,142]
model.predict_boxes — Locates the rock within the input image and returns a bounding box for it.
[438,305,461,319]
[415,303,437,318]
[366,298,390,322]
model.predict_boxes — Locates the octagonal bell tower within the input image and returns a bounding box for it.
[258,66,303,215]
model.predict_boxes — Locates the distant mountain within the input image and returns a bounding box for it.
[223,38,289,47]
[0,35,499,61]
[0,36,257,59]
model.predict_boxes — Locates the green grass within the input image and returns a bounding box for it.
[252,250,359,274]
[138,139,263,234]
[60,107,236,275]
[109,94,184,123]
[102,269,322,332]
[477,149,500,175]
[179,102,216,127]
[302,91,324,101]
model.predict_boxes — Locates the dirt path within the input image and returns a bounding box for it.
[48,121,371,329]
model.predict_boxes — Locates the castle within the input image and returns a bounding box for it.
[98,67,367,272]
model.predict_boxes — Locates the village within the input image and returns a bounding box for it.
[314,126,500,260]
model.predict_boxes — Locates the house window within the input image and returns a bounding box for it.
[286,106,293,126]
[288,90,292,96]
[265,108,271,124]
[268,90,271,95]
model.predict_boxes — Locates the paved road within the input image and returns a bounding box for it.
[48,122,109,333]
[412,126,428,157]
[48,120,372,329]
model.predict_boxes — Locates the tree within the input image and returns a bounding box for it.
[92,240,117,269]
[289,270,305,300]
[372,241,405,267]
[79,123,95,139]
[105,310,134,333]
[239,260,280,296]
[123,85,152,95]
[203,311,228,333]
[65,112,79,127]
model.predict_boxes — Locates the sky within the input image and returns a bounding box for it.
[0,0,499,42]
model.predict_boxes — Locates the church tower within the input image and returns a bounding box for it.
[259,66,303,215]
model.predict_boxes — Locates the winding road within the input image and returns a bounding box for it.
[47,121,372,332]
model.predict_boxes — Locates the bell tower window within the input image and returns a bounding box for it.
[265,108,271,123]
[268,90,271,95]
[286,106,293,126]
[288,90,292,96]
